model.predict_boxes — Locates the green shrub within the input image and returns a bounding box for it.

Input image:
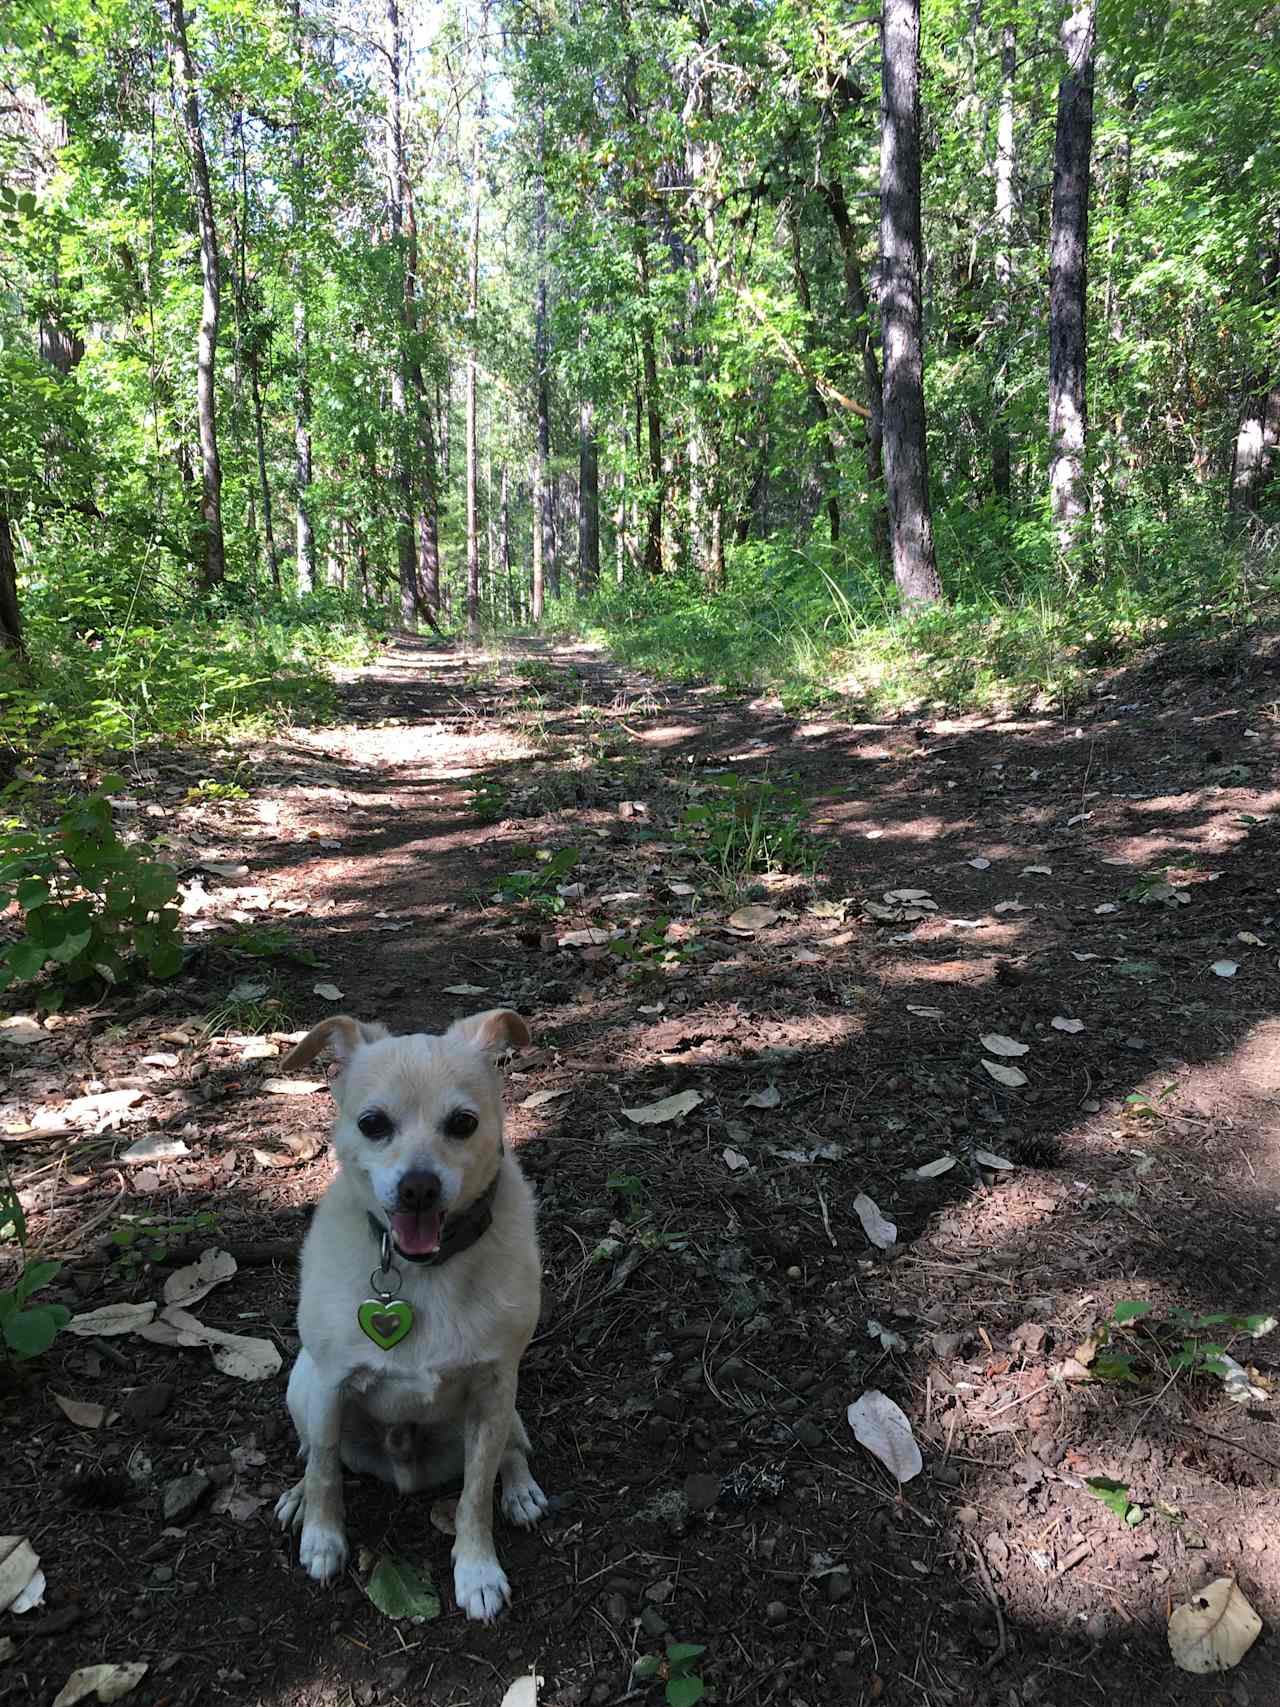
[0,775,182,1000]
[1,1174,70,1361]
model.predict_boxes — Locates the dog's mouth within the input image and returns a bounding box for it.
[389,1208,444,1260]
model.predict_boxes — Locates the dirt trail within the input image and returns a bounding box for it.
[4,634,1280,1707]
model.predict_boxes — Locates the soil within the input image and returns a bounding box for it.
[3,634,1280,1707]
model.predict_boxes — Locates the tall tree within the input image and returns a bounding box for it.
[533,108,556,608]
[165,0,226,591]
[385,0,418,627]
[879,0,941,604]
[464,10,487,639]
[1048,0,1096,555]
[577,389,600,591]
[292,0,314,592]
[992,23,1017,502]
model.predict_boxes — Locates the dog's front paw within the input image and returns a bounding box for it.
[453,1552,511,1621]
[274,1480,306,1532]
[501,1472,548,1528]
[299,1521,349,1583]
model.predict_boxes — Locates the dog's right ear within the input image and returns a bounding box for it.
[281,1016,388,1073]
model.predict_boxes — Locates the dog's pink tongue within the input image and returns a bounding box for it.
[391,1209,443,1257]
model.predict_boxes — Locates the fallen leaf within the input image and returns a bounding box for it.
[980,1033,1029,1057]
[668,882,698,897]
[1168,1577,1262,1674]
[967,857,991,870]
[558,928,613,948]
[51,1394,111,1430]
[846,1391,923,1483]
[499,1675,541,1707]
[163,1248,237,1310]
[1021,864,1052,876]
[1071,951,1101,961]
[520,1089,570,1109]
[909,1154,957,1179]
[746,1085,781,1109]
[140,1052,180,1069]
[946,918,984,929]
[866,1318,906,1352]
[1211,959,1239,978]
[135,1306,281,1381]
[727,904,779,933]
[0,1537,42,1615]
[364,1554,441,1623]
[906,1005,944,1019]
[621,1089,704,1125]
[1051,1016,1085,1033]
[722,1147,750,1171]
[210,1486,268,1523]
[313,982,343,1001]
[1094,902,1120,915]
[261,1077,326,1095]
[64,1089,145,1125]
[429,1497,457,1537]
[443,984,488,995]
[1237,932,1265,946]
[982,1059,1028,1087]
[65,1301,158,1338]
[974,1149,1014,1170]
[1208,1353,1268,1405]
[1066,812,1092,827]
[853,1193,897,1249]
[201,861,249,879]
[0,1016,45,1046]
[119,1135,190,1164]
[52,1664,149,1707]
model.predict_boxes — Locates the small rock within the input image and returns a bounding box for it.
[151,1565,174,1585]
[639,1606,668,1638]
[604,1593,628,1626]
[162,1470,211,1523]
[124,1382,175,1424]
[765,1600,788,1625]
[684,1471,720,1512]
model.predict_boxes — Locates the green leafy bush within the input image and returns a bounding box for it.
[1,1175,70,1361]
[0,775,182,998]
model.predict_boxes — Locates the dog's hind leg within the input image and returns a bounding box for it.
[499,1408,548,1528]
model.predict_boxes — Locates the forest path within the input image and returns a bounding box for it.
[5,632,1280,1707]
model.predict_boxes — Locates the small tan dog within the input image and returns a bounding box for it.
[273,1009,546,1621]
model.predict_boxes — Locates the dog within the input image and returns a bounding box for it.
[272,1008,547,1621]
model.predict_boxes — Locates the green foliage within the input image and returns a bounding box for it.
[494,846,580,910]
[678,772,819,890]
[1089,1298,1277,1390]
[110,1209,219,1274]
[1,1172,71,1362]
[633,1643,706,1707]
[225,924,317,967]
[0,776,182,1000]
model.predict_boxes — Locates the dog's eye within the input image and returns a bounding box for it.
[444,1108,478,1139]
[357,1109,394,1141]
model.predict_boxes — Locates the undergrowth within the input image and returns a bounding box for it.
[553,508,1278,715]
[0,580,382,754]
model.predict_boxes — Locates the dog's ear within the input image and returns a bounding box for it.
[447,1008,530,1058]
[282,1016,388,1073]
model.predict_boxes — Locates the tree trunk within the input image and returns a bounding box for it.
[1048,0,1096,555]
[291,0,314,593]
[787,205,840,544]
[465,22,486,640]
[531,447,544,623]
[500,465,515,620]
[879,0,941,604]
[992,23,1016,502]
[294,297,314,590]
[578,395,600,592]
[166,0,226,591]
[0,509,23,653]
[534,116,556,606]
[248,355,280,591]
[385,0,417,628]
[823,177,888,563]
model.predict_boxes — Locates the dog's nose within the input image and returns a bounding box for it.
[396,1170,442,1212]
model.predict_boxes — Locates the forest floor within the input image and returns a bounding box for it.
[4,633,1280,1707]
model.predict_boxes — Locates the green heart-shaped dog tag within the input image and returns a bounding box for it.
[358,1298,414,1350]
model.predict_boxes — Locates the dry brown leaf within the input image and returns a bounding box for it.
[980,1033,1029,1057]
[727,904,779,933]
[51,1393,112,1430]
[163,1248,237,1309]
[621,1089,704,1125]
[261,1077,326,1096]
[981,1059,1028,1087]
[1168,1577,1263,1674]
[65,1301,158,1338]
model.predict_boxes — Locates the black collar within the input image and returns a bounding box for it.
[368,1172,499,1268]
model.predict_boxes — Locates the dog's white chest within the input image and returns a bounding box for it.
[343,1358,469,1423]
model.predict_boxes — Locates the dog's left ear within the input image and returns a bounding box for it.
[282,1015,388,1073]
[448,1008,530,1058]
